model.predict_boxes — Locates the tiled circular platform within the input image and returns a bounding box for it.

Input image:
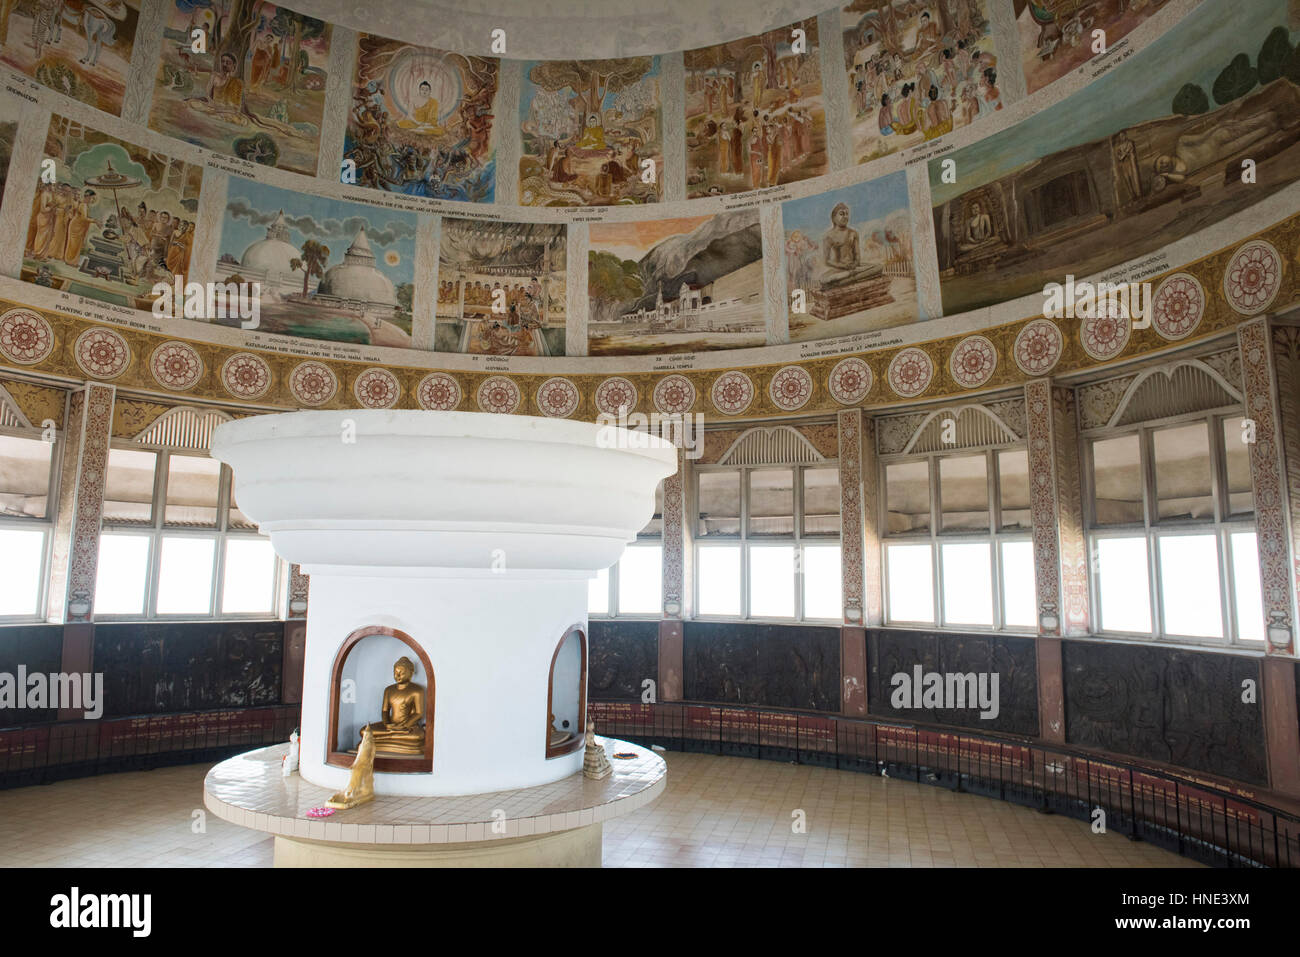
[203,737,665,846]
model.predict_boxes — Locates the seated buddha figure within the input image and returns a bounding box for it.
[574,112,608,151]
[548,710,574,749]
[397,80,445,135]
[359,656,427,755]
[957,200,998,254]
[817,201,882,288]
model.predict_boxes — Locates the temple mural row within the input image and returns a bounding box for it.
[0,0,1296,363]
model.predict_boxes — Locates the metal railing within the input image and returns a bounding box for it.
[590,700,1300,869]
[0,705,300,790]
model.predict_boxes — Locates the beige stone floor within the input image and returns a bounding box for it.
[0,751,1198,868]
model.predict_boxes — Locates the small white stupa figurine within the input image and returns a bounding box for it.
[582,719,612,780]
[282,727,300,776]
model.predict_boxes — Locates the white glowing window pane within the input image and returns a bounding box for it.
[886,543,933,623]
[1158,534,1223,638]
[1230,532,1264,641]
[156,536,215,615]
[588,567,610,615]
[0,528,45,616]
[999,540,1037,629]
[95,534,151,615]
[749,546,795,618]
[698,546,741,616]
[221,538,277,614]
[618,545,662,615]
[802,545,841,619]
[1096,537,1151,633]
[941,542,993,626]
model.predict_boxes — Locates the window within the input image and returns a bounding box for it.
[590,482,663,617]
[880,447,1034,630]
[0,429,59,619]
[1085,412,1262,644]
[96,447,281,619]
[694,464,841,621]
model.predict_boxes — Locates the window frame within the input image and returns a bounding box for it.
[590,483,664,620]
[0,424,62,623]
[96,445,283,622]
[692,461,842,623]
[1082,407,1260,646]
[878,443,1034,633]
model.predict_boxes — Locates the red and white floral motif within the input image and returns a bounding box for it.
[1080,305,1131,361]
[536,377,579,418]
[1013,319,1063,376]
[949,335,997,388]
[477,375,521,414]
[353,368,400,409]
[289,361,338,406]
[417,372,461,411]
[887,348,933,398]
[220,353,272,399]
[653,374,696,414]
[1223,239,1281,316]
[827,356,872,405]
[711,370,755,415]
[1150,273,1205,341]
[149,341,204,391]
[769,366,813,411]
[0,308,54,365]
[74,327,130,379]
[594,376,638,415]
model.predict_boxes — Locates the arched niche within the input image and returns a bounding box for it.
[328,626,434,773]
[545,625,586,759]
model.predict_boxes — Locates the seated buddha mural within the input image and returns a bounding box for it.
[357,656,428,755]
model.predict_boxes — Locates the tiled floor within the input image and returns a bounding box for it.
[0,752,1197,867]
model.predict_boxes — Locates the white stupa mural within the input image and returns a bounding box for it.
[313,228,396,311]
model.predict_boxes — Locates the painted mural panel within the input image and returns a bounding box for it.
[518,56,662,207]
[22,114,203,309]
[0,0,140,115]
[148,0,331,176]
[588,211,765,356]
[783,170,917,341]
[684,18,827,198]
[931,0,1300,315]
[1017,0,1175,95]
[216,178,417,347]
[344,34,499,203]
[843,0,999,165]
[435,217,566,356]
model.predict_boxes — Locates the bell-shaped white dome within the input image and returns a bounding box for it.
[316,227,396,307]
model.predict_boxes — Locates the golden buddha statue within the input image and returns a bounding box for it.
[548,710,574,749]
[360,656,427,755]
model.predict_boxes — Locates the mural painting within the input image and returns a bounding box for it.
[931,0,1300,314]
[843,0,999,164]
[344,34,499,202]
[0,0,140,114]
[22,114,203,309]
[148,0,331,176]
[783,170,918,341]
[216,178,417,347]
[684,18,827,198]
[588,212,765,355]
[519,56,662,207]
[1017,0,1174,95]
[435,217,566,356]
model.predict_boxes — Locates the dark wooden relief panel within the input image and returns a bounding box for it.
[0,625,64,725]
[867,629,1039,736]
[1062,641,1267,786]
[95,621,283,717]
[684,622,839,712]
[588,620,658,701]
